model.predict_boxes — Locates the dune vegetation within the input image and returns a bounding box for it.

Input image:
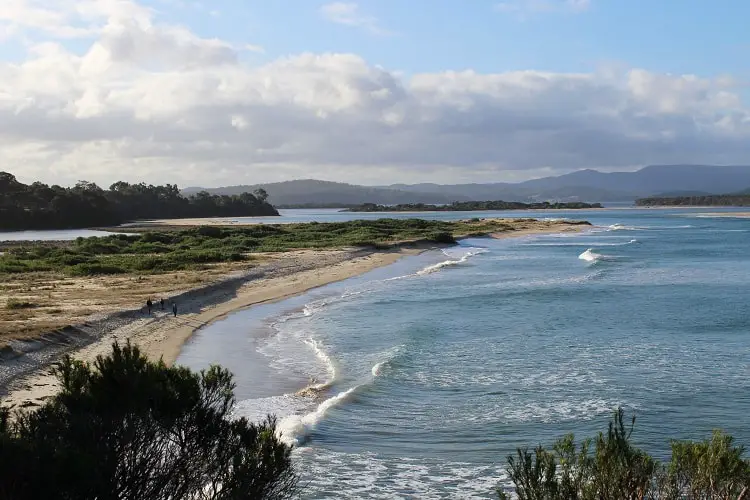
[498,409,750,500]
[0,218,587,277]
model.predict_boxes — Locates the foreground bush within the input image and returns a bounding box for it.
[498,409,750,500]
[0,342,297,500]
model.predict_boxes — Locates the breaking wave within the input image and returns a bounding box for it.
[279,345,403,447]
[278,385,360,446]
[579,248,604,263]
[607,223,642,231]
[294,338,336,395]
[416,248,488,276]
[525,238,638,248]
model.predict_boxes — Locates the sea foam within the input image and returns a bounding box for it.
[416,248,488,276]
[278,345,401,447]
[578,248,604,263]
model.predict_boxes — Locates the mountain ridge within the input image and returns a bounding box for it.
[183,165,750,206]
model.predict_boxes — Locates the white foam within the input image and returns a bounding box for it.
[578,248,603,263]
[416,248,488,276]
[277,385,359,446]
[277,346,400,446]
[371,360,387,377]
[525,238,637,248]
[602,223,691,232]
[304,337,336,389]
[296,448,509,499]
[607,223,638,231]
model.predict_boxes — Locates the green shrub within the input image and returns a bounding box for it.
[427,232,456,244]
[497,409,750,500]
[66,263,128,276]
[6,298,37,310]
[195,226,225,238]
[0,342,297,499]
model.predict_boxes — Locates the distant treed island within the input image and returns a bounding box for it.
[0,172,278,231]
[345,201,602,212]
[636,193,750,206]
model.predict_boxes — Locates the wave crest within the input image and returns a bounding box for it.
[416,248,488,276]
[579,248,604,263]
[281,345,402,446]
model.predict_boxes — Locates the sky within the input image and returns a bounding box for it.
[1,0,750,188]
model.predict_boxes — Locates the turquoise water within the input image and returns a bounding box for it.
[178,209,750,499]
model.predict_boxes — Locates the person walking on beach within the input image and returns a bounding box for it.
[172,302,178,317]
[146,299,152,315]
[160,298,165,311]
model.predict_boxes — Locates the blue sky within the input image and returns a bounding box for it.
[147,0,749,78]
[1,0,750,187]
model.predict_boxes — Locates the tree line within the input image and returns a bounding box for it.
[636,195,750,206]
[0,172,278,231]
[345,200,602,212]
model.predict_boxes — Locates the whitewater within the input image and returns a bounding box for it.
[177,208,750,499]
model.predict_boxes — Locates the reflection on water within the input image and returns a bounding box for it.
[0,229,126,241]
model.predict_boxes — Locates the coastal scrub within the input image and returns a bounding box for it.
[0,342,297,499]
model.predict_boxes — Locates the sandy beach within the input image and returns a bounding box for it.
[0,219,587,412]
[0,248,419,411]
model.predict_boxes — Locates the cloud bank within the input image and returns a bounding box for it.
[1,0,749,187]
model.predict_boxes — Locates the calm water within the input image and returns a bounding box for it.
[177,209,750,499]
[0,229,125,241]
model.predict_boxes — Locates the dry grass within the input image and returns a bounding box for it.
[0,261,260,345]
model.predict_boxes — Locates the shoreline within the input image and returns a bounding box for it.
[0,221,587,412]
[0,247,424,411]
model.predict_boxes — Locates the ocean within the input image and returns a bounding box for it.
[177,209,750,499]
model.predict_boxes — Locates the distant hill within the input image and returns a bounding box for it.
[385,165,750,202]
[186,165,750,206]
[345,201,602,212]
[636,194,750,207]
[182,180,469,205]
[648,190,714,198]
[636,185,750,207]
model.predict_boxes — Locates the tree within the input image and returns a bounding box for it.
[0,342,297,500]
[0,172,279,230]
[498,409,750,500]
[253,188,269,203]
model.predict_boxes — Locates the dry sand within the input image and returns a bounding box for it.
[138,217,260,227]
[0,219,587,412]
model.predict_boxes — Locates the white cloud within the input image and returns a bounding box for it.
[495,0,591,16]
[1,0,749,188]
[320,2,392,36]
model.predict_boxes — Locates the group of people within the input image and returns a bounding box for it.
[145,297,178,317]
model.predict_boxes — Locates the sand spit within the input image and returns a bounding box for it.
[1,219,588,412]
